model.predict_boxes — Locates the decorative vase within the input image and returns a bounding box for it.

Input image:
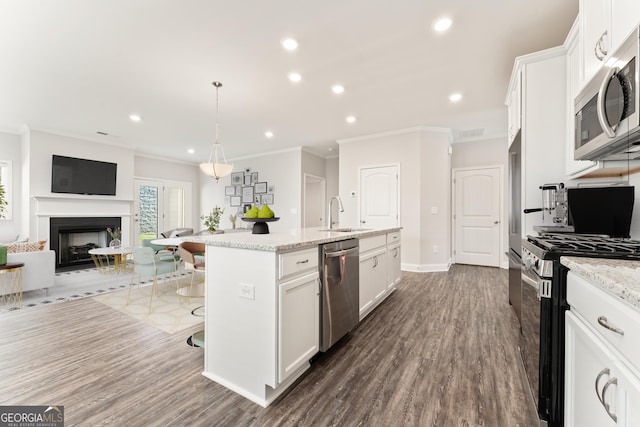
[109,239,121,249]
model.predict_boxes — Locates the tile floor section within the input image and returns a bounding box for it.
[1,264,190,313]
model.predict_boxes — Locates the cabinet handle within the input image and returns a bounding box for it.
[602,377,618,423]
[394,248,399,258]
[595,367,610,406]
[296,259,309,265]
[597,315,625,336]
[373,256,378,268]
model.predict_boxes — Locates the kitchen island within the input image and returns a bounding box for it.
[187,226,401,407]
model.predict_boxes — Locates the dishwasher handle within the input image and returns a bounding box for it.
[324,247,359,258]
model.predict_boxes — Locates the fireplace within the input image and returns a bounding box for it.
[50,217,122,270]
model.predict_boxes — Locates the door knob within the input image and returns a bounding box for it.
[494,220,499,224]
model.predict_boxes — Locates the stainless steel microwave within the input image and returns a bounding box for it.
[574,26,640,161]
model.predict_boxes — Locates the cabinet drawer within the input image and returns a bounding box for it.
[359,235,386,253]
[567,271,640,373]
[279,247,318,280]
[386,231,401,245]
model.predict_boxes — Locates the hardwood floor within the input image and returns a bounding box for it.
[0,265,537,426]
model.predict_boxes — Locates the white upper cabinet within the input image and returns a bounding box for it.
[580,0,640,86]
[580,0,610,84]
[610,0,640,50]
[506,67,522,147]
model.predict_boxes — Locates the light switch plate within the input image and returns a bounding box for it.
[238,283,255,300]
[431,207,438,214]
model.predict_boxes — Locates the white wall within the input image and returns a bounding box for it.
[201,148,303,232]
[339,127,451,271]
[451,137,509,267]
[0,131,22,241]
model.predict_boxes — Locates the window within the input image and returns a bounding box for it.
[0,160,11,220]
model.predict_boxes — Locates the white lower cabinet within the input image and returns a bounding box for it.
[387,243,401,291]
[565,271,640,426]
[278,271,319,384]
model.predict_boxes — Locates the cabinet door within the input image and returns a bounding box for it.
[371,249,387,301]
[508,71,522,145]
[565,312,617,427]
[581,0,610,83]
[278,272,319,384]
[359,254,375,318]
[610,0,640,52]
[386,244,401,291]
[616,362,640,426]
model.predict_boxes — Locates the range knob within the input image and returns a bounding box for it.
[523,257,534,270]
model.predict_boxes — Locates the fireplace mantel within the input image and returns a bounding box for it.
[31,195,133,249]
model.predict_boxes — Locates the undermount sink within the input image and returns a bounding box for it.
[321,227,370,232]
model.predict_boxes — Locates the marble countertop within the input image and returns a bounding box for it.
[183,226,401,252]
[561,256,640,310]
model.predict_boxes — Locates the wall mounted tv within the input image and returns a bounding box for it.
[51,155,117,196]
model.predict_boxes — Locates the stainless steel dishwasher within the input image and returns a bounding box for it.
[319,239,359,351]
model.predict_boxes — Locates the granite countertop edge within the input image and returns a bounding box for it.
[185,227,402,252]
[561,256,640,310]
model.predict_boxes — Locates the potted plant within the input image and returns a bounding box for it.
[201,206,224,233]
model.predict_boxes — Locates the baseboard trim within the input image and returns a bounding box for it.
[401,260,451,273]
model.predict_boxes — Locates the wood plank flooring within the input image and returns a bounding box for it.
[0,265,537,426]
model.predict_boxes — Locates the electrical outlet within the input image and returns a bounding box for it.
[433,245,439,254]
[431,207,438,215]
[238,283,255,300]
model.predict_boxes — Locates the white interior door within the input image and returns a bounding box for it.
[454,167,502,267]
[360,166,399,228]
[303,174,326,228]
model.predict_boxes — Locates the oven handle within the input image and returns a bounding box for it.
[505,251,521,264]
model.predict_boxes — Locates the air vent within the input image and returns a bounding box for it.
[459,128,485,139]
[96,131,109,136]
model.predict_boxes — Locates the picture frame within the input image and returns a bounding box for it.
[251,172,259,184]
[241,186,254,203]
[225,186,236,196]
[231,172,243,185]
[230,195,242,207]
[254,195,261,204]
[261,193,274,205]
[244,175,252,186]
[255,182,267,194]
[243,204,252,213]
[237,206,245,215]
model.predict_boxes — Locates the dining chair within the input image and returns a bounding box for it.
[176,242,206,304]
[128,246,179,313]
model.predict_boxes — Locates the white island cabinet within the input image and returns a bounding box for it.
[564,262,640,427]
[197,226,401,407]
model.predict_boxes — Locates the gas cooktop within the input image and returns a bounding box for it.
[525,233,640,259]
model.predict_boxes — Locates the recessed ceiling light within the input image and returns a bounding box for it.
[265,131,274,138]
[332,84,345,94]
[288,72,302,82]
[281,38,298,51]
[449,93,462,102]
[129,114,142,122]
[346,115,356,123]
[187,149,195,154]
[433,17,452,32]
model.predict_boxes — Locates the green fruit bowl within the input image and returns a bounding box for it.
[241,217,280,234]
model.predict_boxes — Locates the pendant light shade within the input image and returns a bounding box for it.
[200,81,233,181]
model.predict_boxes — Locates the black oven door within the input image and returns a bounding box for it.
[520,267,552,423]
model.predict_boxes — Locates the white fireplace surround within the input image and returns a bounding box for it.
[31,196,133,250]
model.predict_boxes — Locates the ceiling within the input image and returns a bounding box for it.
[0,0,578,163]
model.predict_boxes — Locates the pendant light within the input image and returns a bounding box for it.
[199,81,233,181]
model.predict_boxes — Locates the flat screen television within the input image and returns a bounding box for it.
[567,186,635,238]
[51,155,117,196]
